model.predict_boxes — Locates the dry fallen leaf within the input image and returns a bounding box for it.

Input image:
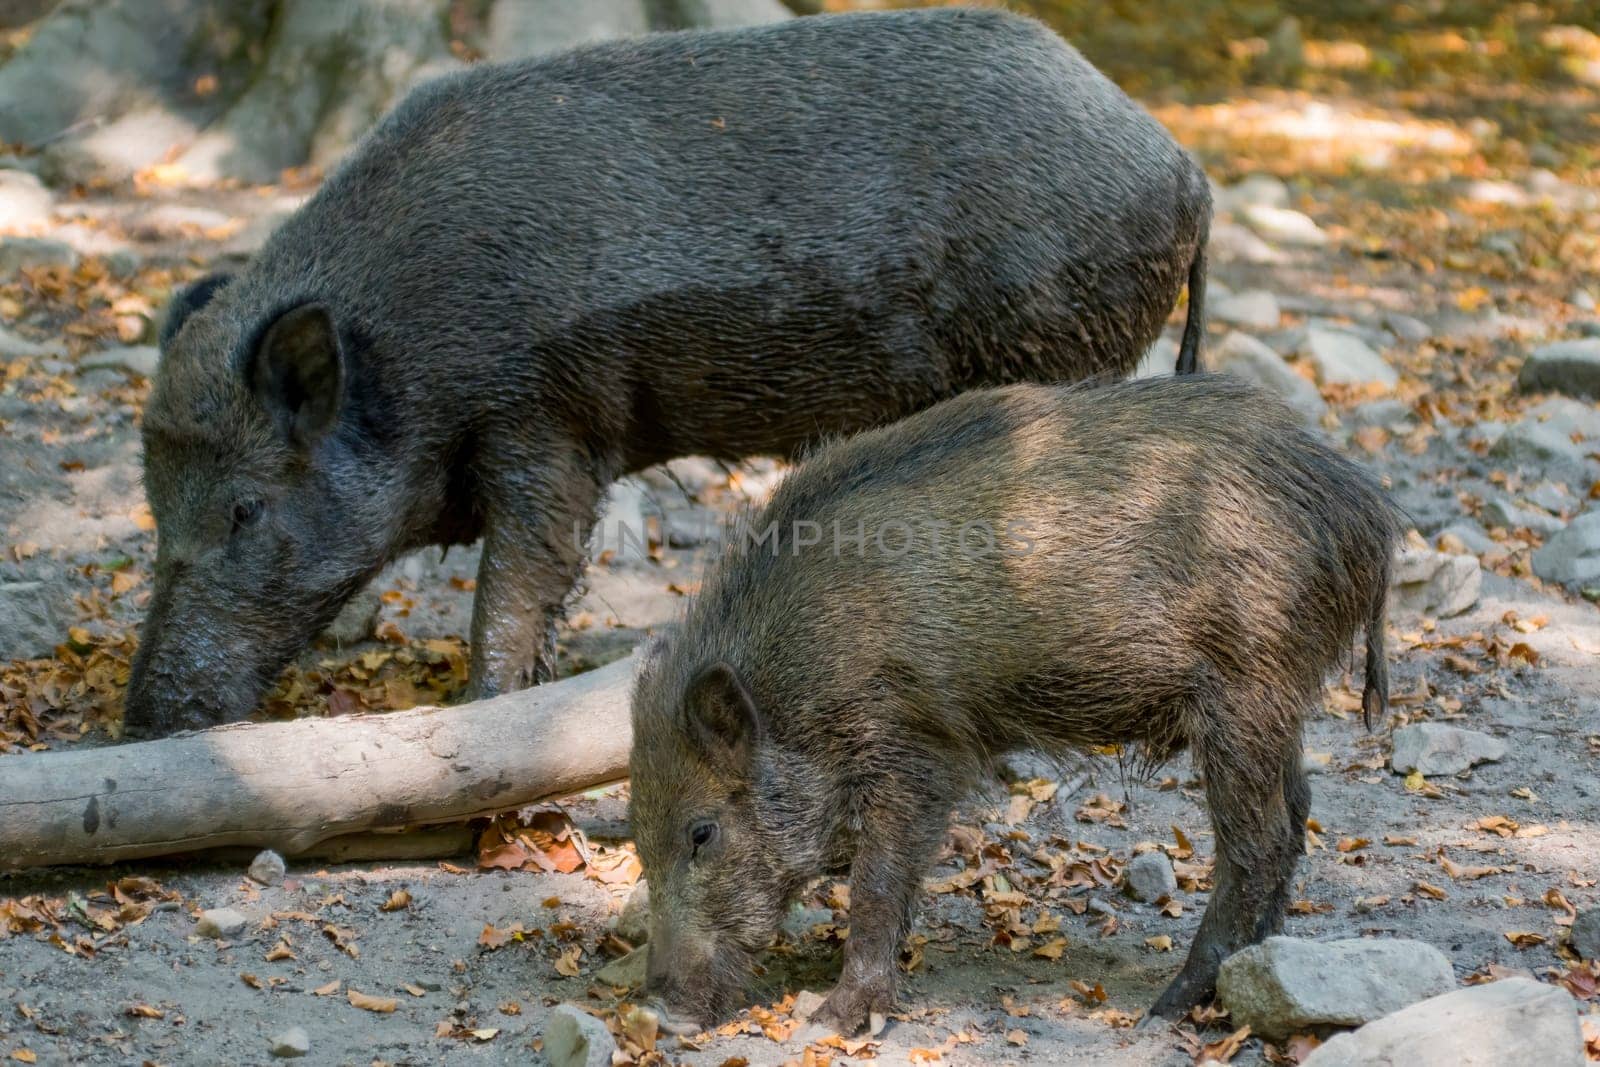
[380,889,411,912]
[1005,1029,1028,1046]
[312,980,341,996]
[347,989,398,1013]
[1503,931,1547,949]
[554,944,583,977]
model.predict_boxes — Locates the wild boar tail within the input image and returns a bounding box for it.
[1361,559,1390,732]
[1175,243,1207,374]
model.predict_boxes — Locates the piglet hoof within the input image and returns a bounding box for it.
[810,980,894,1037]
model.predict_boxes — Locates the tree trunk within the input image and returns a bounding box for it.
[0,0,791,186]
[0,651,637,870]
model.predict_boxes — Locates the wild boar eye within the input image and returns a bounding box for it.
[688,819,718,857]
[231,499,264,531]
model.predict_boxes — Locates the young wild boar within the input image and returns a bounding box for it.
[629,375,1399,1033]
[126,7,1211,737]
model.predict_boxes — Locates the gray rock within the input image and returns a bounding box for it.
[1301,326,1398,388]
[1489,420,1586,468]
[1572,289,1597,312]
[1217,936,1455,1041]
[79,345,159,378]
[595,946,647,989]
[1385,312,1432,344]
[269,1026,310,1058]
[542,1003,618,1067]
[0,324,61,359]
[1211,331,1327,420]
[1346,398,1415,431]
[1123,850,1177,902]
[1132,336,1179,379]
[1480,497,1565,537]
[1390,723,1506,776]
[1390,549,1480,618]
[1209,220,1289,265]
[247,850,286,886]
[1524,481,1576,515]
[1532,511,1600,589]
[0,236,78,273]
[1212,289,1281,330]
[614,881,650,944]
[1220,174,1290,211]
[1519,338,1600,398]
[0,581,69,661]
[0,169,53,231]
[1240,204,1328,247]
[194,908,249,939]
[1572,909,1600,960]
[322,588,380,646]
[1434,521,1496,556]
[1526,396,1600,441]
[593,477,653,562]
[1303,977,1584,1067]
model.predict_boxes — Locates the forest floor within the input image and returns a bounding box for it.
[3,12,1600,1067]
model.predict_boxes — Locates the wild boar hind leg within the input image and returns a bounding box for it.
[1149,690,1308,1019]
[464,435,608,700]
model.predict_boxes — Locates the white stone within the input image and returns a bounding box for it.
[595,946,647,989]
[269,1026,310,1058]
[1532,512,1600,589]
[1217,937,1455,1041]
[1209,220,1289,265]
[1240,204,1329,247]
[1390,723,1506,776]
[542,1004,619,1067]
[1519,338,1600,399]
[195,908,249,939]
[1302,327,1398,388]
[79,345,159,378]
[1211,331,1326,420]
[1133,336,1179,378]
[247,849,286,886]
[1123,851,1177,902]
[0,170,54,231]
[1390,549,1480,618]
[1212,289,1281,330]
[1303,977,1585,1067]
[593,477,653,562]
[1220,174,1291,211]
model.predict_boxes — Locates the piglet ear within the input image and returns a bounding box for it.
[682,661,761,771]
[248,302,344,448]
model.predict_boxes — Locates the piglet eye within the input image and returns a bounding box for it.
[689,819,718,856]
[231,499,264,530]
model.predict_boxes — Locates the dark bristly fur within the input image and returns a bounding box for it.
[124,7,1212,738]
[629,375,1400,1034]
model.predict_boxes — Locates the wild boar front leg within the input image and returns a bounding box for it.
[466,438,607,700]
[814,790,952,1036]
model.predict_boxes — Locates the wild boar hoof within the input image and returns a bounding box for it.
[811,980,894,1036]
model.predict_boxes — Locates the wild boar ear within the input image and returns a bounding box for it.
[160,272,233,349]
[248,302,344,447]
[683,661,761,770]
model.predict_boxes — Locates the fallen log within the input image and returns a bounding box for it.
[0,652,638,870]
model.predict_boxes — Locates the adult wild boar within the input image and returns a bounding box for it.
[127,7,1211,737]
[630,376,1399,1033]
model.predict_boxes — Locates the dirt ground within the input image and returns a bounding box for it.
[4,13,1600,1067]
